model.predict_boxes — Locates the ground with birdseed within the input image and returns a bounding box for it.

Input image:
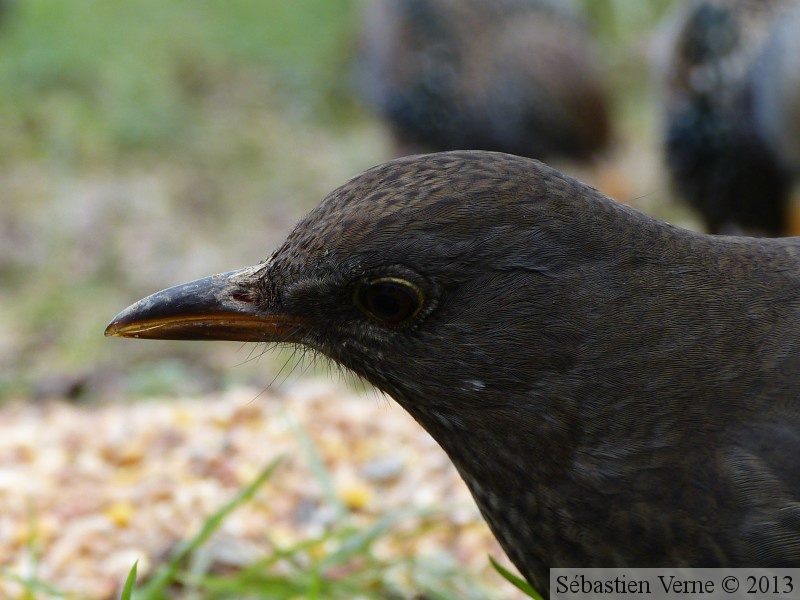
[0,379,530,599]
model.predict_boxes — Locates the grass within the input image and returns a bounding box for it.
[0,0,384,400]
[0,0,361,161]
[0,400,504,600]
[5,430,498,600]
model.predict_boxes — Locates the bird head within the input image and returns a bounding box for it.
[106,152,649,435]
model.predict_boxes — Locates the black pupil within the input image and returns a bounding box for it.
[362,281,419,324]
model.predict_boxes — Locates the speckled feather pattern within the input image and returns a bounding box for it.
[249,152,800,592]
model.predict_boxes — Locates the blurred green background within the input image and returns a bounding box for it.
[0,0,684,403]
[1,0,376,400]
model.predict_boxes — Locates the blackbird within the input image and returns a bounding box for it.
[658,0,799,236]
[753,4,800,172]
[358,0,610,161]
[106,151,800,593]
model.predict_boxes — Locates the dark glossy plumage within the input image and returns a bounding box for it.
[358,0,610,161]
[107,151,800,594]
[659,0,799,235]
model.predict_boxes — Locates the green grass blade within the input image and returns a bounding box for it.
[119,560,138,600]
[0,571,69,599]
[318,510,410,571]
[137,456,283,598]
[289,417,347,518]
[488,555,543,599]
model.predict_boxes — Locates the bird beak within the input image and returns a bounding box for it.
[104,265,303,342]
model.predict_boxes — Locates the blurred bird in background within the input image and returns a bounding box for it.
[357,0,612,163]
[753,4,800,174]
[657,0,800,236]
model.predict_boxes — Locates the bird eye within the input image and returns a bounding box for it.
[354,277,424,326]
